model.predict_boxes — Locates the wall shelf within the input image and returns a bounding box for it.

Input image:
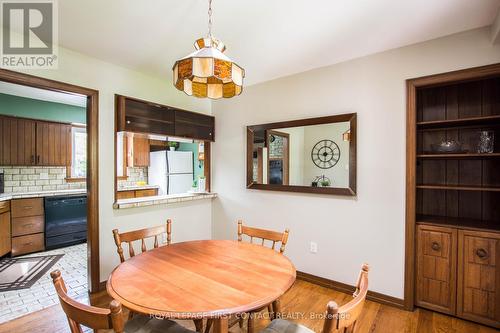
[417,114,500,129]
[417,215,500,232]
[417,184,500,192]
[417,153,500,159]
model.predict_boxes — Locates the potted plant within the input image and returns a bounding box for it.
[167,141,178,151]
[320,179,330,187]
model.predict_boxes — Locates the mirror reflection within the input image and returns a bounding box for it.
[251,122,351,188]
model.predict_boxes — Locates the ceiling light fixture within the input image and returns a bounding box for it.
[172,0,245,99]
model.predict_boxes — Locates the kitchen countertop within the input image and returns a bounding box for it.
[117,185,160,192]
[113,192,217,209]
[0,189,86,201]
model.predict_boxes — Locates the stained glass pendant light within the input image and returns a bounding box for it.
[172,0,244,99]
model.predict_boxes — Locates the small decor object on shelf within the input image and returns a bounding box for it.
[430,140,463,153]
[311,139,340,169]
[312,175,332,187]
[168,141,178,151]
[198,176,206,192]
[477,130,494,153]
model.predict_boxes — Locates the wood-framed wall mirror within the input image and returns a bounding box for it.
[247,113,356,196]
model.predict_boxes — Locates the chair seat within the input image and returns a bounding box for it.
[125,315,196,333]
[260,319,314,333]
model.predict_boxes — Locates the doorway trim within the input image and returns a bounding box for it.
[0,68,100,293]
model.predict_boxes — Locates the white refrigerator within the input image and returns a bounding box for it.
[148,150,194,195]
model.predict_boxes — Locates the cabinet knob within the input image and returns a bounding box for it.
[431,242,441,251]
[476,248,488,259]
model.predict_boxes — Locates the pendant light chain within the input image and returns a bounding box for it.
[207,0,213,38]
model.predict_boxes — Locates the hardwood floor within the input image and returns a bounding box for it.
[0,279,496,333]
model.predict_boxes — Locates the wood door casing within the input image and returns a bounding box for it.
[416,224,457,315]
[0,116,36,166]
[457,229,500,328]
[36,121,71,166]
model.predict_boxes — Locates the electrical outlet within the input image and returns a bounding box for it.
[310,242,318,253]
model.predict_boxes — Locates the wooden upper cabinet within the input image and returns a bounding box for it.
[174,110,214,141]
[0,116,71,167]
[36,121,71,166]
[127,136,150,167]
[116,95,214,141]
[117,95,175,136]
[0,116,36,166]
[457,230,500,328]
[416,224,457,315]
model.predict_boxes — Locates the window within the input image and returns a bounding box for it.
[71,126,87,178]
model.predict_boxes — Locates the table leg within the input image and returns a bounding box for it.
[213,317,228,333]
[273,299,281,318]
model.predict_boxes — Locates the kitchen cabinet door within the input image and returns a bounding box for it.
[416,224,457,315]
[457,229,500,328]
[0,211,11,257]
[36,121,71,166]
[174,110,214,141]
[0,116,36,166]
[128,136,150,167]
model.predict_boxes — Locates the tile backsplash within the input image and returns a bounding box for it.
[117,167,148,189]
[0,166,85,193]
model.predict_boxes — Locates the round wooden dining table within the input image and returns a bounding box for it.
[107,240,296,333]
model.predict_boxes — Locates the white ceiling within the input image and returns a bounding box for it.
[57,0,500,86]
[0,81,87,107]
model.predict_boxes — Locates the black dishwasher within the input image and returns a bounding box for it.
[44,195,87,250]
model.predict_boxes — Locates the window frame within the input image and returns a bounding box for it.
[66,124,87,181]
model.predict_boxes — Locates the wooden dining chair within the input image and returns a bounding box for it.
[261,263,370,333]
[51,270,197,333]
[112,220,204,332]
[112,219,172,263]
[237,220,290,254]
[205,220,290,333]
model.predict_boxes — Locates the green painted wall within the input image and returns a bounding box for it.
[0,93,86,124]
[178,142,204,183]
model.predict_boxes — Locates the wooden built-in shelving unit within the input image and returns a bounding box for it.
[407,66,500,329]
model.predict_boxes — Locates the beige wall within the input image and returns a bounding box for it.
[211,27,500,299]
[18,43,213,281]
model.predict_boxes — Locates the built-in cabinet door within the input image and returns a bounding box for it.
[0,116,36,166]
[127,136,150,167]
[457,230,500,328]
[0,211,11,257]
[416,224,457,315]
[36,121,71,166]
[174,110,214,141]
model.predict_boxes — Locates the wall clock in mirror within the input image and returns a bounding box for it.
[311,139,340,169]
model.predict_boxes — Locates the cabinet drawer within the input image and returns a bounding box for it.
[0,200,10,214]
[135,189,157,198]
[416,224,457,315]
[11,233,44,256]
[457,229,500,328]
[11,198,44,218]
[116,191,135,200]
[12,215,44,236]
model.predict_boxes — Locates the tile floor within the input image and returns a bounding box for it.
[0,243,87,324]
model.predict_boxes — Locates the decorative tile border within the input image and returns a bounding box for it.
[113,193,217,209]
